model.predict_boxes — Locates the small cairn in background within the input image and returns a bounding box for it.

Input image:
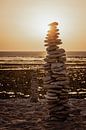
[44,22,69,121]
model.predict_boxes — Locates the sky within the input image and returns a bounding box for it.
[0,0,86,51]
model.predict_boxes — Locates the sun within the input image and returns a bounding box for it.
[31,15,70,40]
[30,14,54,38]
[17,13,57,37]
[17,10,70,44]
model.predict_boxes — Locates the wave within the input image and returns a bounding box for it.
[0,51,86,70]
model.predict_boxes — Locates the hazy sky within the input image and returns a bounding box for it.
[0,0,86,51]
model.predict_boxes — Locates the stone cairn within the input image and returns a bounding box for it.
[44,22,69,121]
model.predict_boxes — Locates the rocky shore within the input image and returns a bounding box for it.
[0,98,86,130]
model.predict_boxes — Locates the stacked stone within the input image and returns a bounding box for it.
[44,22,69,121]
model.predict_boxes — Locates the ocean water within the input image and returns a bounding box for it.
[0,51,86,69]
[0,51,86,98]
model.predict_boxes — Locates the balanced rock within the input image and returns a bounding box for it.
[44,22,69,121]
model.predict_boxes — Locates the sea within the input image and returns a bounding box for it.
[0,51,86,98]
[0,51,86,68]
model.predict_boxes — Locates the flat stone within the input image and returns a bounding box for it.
[44,58,57,63]
[51,81,69,86]
[47,104,58,108]
[59,57,66,62]
[48,53,66,58]
[51,74,66,78]
[44,66,51,70]
[51,68,64,72]
[82,121,86,125]
[46,46,58,51]
[63,85,69,89]
[48,53,66,61]
[46,99,59,104]
[51,63,64,69]
[47,48,65,55]
[56,77,68,81]
[44,84,50,88]
[48,105,65,111]
[49,22,58,26]
[47,53,66,59]
[45,72,52,76]
[48,106,64,113]
[47,92,57,97]
[47,100,60,105]
[44,63,51,67]
[44,64,51,70]
[51,67,66,73]
[45,35,59,40]
[48,89,61,93]
[80,111,86,116]
[49,88,62,92]
[52,70,66,75]
[55,111,69,116]
[45,84,63,89]
[57,48,65,53]
[47,31,59,36]
[48,48,65,54]
[52,85,63,89]
[44,79,53,84]
[45,95,57,100]
[43,76,51,82]
[44,41,62,46]
[47,33,59,37]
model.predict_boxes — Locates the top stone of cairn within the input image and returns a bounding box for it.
[49,22,58,26]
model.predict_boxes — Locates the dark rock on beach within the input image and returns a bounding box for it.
[0,98,86,130]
